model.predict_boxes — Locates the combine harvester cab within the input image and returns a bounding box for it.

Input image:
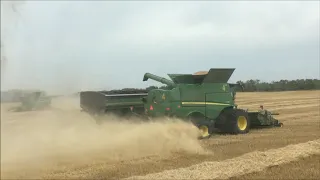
[142,68,283,139]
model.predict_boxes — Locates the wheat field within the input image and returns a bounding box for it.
[1,90,320,179]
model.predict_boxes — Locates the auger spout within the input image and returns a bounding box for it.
[143,73,176,87]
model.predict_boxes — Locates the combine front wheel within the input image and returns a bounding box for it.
[220,109,250,134]
[237,115,248,132]
[233,110,250,134]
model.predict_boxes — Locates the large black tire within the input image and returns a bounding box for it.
[217,108,250,134]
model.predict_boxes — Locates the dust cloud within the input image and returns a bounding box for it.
[1,97,207,179]
[0,1,92,95]
[1,0,24,79]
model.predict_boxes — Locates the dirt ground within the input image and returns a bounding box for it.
[1,90,319,179]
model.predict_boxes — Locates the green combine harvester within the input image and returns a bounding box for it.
[13,91,52,112]
[80,68,283,138]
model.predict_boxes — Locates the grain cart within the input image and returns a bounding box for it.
[80,89,149,123]
[80,68,283,138]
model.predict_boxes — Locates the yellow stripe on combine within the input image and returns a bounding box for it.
[181,102,230,106]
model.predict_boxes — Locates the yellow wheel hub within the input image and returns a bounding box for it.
[199,125,210,138]
[237,116,247,131]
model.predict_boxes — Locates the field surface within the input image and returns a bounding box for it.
[1,90,320,179]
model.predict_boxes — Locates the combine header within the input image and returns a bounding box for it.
[80,68,283,138]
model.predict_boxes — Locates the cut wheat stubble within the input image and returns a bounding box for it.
[125,139,320,180]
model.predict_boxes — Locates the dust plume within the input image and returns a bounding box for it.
[0,97,207,179]
[0,1,92,95]
[0,0,25,81]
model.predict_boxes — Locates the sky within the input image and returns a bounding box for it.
[1,1,319,95]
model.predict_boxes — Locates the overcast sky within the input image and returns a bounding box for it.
[1,1,319,94]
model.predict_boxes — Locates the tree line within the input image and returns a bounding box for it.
[236,79,320,92]
[2,78,320,101]
[144,79,320,92]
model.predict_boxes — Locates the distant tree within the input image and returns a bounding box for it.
[105,78,320,93]
[146,86,158,91]
[240,79,320,92]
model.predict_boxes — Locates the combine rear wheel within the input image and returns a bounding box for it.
[275,122,284,127]
[188,113,212,139]
[198,125,210,139]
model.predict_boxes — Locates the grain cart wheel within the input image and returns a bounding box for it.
[222,109,250,134]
